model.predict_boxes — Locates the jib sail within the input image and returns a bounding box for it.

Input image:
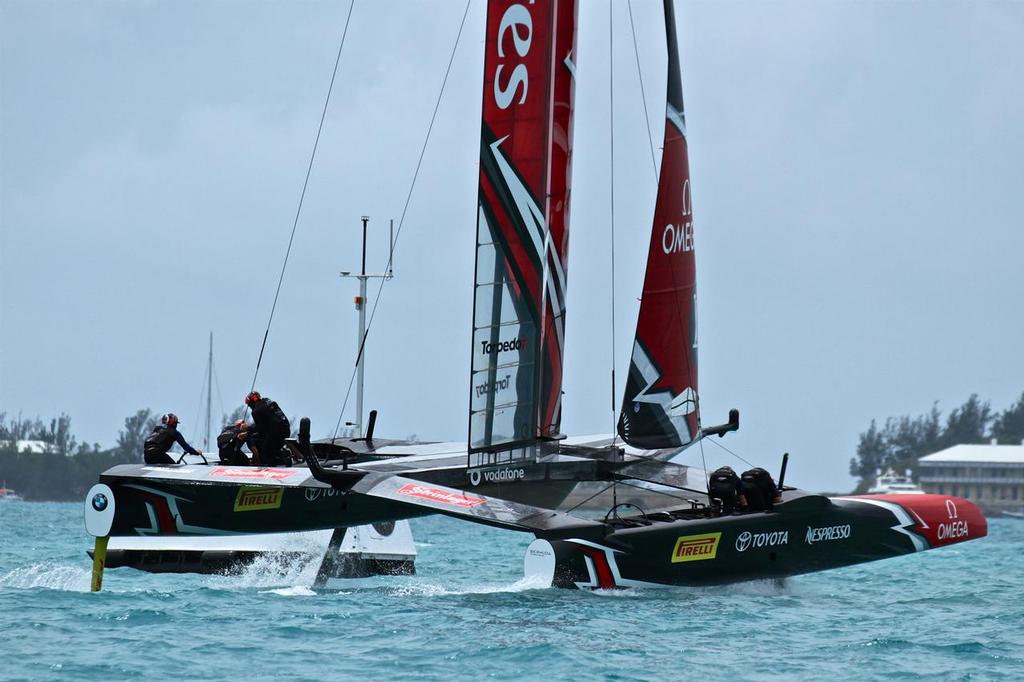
[617,0,699,449]
[469,0,578,453]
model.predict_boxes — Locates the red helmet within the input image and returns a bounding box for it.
[245,391,261,406]
[162,413,179,427]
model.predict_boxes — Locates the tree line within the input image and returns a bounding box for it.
[849,392,1024,492]
[0,408,241,502]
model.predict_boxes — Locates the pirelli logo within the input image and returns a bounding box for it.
[233,486,284,512]
[671,532,722,563]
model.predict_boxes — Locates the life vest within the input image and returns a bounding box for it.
[217,424,239,449]
[740,467,778,512]
[709,466,740,511]
[217,424,242,463]
[144,423,177,456]
[252,398,290,436]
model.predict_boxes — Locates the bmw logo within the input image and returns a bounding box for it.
[91,493,108,512]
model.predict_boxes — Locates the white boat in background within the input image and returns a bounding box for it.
[1,481,24,501]
[868,470,925,495]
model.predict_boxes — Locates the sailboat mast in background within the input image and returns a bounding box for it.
[340,216,394,438]
[205,332,213,450]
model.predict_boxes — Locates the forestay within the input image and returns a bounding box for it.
[469,0,578,453]
[618,0,699,449]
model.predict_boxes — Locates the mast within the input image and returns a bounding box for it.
[356,215,368,438]
[468,0,578,456]
[341,216,393,438]
[205,332,213,450]
[617,0,700,449]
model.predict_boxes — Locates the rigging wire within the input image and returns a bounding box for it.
[705,434,759,470]
[331,0,473,441]
[564,481,618,515]
[608,0,618,434]
[248,0,356,398]
[609,0,619,510]
[628,0,659,180]
[613,478,710,504]
[697,435,710,498]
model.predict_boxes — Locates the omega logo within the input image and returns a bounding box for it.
[661,180,694,255]
[662,221,694,255]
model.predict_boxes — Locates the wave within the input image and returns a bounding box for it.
[205,550,323,590]
[262,585,319,597]
[0,563,92,592]
[380,573,551,598]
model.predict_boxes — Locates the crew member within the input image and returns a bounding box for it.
[740,467,782,512]
[708,465,742,515]
[217,420,251,465]
[245,391,291,466]
[143,413,202,465]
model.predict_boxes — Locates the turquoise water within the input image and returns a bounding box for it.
[1,502,1022,681]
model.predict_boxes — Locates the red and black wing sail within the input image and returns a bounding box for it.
[469,0,577,453]
[618,0,699,449]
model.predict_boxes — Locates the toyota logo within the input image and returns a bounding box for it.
[91,493,108,512]
[735,531,752,552]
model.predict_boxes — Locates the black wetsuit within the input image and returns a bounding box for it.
[708,466,742,514]
[249,398,290,466]
[143,423,201,464]
[217,424,251,465]
[740,467,779,512]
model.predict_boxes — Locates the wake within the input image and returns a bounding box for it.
[0,563,92,592]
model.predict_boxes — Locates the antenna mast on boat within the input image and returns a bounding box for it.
[340,216,394,437]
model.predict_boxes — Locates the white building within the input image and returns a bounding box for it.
[918,443,1024,517]
[0,439,59,454]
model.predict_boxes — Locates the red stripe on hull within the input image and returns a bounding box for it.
[854,494,988,548]
[578,545,616,589]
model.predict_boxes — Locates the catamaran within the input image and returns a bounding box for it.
[85,0,985,591]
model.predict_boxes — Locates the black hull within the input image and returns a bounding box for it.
[524,493,987,589]
[99,472,430,536]
[87,459,986,590]
[94,460,587,537]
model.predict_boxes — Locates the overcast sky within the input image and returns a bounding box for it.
[2,1,1022,492]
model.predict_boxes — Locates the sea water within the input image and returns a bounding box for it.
[1,502,1022,681]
